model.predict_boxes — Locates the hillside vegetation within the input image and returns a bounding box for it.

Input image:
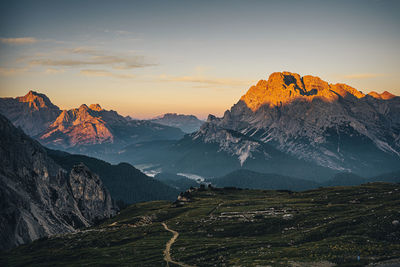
[1,183,399,266]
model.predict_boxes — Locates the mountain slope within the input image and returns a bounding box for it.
[209,169,319,191]
[0,90,61,136]
[118,123,336,180]
[150,113,204,133]
[0,114,117,250]
[154,172,199,192]
[47,150,180,204]
[321,170,400,187]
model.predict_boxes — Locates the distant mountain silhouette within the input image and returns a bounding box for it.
[150,113,204,133]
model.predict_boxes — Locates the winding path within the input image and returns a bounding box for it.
[162,222,195,267]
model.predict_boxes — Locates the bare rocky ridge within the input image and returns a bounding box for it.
[0,90,61,136]
[0,114,117,250]
[200,71,400,176]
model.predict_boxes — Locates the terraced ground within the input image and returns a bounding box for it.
[1,183,400,266]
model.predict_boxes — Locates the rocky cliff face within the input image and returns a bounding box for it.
[40,104,115,147]
[0,114,117,250]
[69,163,115,222]
[0,91,61,136]
[193,72,400,176]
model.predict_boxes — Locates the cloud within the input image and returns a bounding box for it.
[159,74,250,87]
[44,68,65,74]
[64,47,102,56]
[0,37,38,45]
[0,67,27,76]
[343,73,385,79]
[30,59,88,66]
[80,69,134,79]
[29,48,155,69]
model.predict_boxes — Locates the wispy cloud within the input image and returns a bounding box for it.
[0,37,38,45]
[44,68,65,74]
[0,67,27,76]
[159,74,250,87]
[64,47,102,56]
[80,69,134,79]
[29,47,155,70]
[343,73,386,79]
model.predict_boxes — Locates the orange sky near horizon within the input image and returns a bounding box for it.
[1,0,399,119]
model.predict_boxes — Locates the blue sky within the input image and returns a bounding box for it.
[0,0,399,118]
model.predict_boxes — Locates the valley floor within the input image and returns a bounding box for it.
[1,183,400,266]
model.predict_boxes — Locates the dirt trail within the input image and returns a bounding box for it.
[162,222,195,267]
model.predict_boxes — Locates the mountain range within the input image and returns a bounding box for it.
[118,71,399,179]
[1,71,399,181]
[0,91,185,158]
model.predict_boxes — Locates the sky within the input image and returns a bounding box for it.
[0,0,399,119]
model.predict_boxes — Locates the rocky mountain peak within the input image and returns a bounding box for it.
[78,104,90,111]
[17,90,58,111]
[240,72,368,111]
[42,104,113,147]
[89,104,103,111]
[381,91,396,99]
[0,91,61,136]
[368,91,396,100]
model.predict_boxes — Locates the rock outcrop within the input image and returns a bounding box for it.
[0,90,61,136]
[0,114,117,250]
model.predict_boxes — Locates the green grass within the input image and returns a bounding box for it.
[1,183,399,266]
